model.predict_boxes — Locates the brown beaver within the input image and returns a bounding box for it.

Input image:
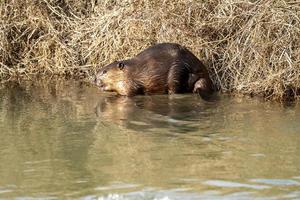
[94,43,213,99]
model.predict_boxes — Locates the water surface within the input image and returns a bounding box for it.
[0,80,300,199]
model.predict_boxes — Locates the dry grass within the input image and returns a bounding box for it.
[0,0,300,100]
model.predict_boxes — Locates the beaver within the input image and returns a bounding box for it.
[94,43,213,99]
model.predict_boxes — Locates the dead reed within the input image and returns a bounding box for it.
[1,0,299,100]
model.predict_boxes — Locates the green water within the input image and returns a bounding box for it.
[0,81,300,200]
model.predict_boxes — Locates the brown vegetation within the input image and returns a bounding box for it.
[0,0,299,100]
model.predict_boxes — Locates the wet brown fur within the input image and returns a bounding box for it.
[95,43,213,98]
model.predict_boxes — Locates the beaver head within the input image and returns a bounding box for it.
[94,61,128,95]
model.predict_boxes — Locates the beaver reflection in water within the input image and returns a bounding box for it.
[95,43,213,99]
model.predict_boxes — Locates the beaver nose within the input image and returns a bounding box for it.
[95,78,104,88]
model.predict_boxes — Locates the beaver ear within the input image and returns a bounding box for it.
[118,62,125,70]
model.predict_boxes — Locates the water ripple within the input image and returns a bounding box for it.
[203,180,270,190]
[95,183,140,191]
[250,179,300,186]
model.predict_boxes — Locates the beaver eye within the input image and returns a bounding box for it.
[118,62,125,70]
[102,70,107,75]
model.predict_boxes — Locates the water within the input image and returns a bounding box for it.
[0,80,300,199]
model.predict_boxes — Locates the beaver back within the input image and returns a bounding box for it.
[124,43,210,94]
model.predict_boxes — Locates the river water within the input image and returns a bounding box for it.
[0,80,300,199]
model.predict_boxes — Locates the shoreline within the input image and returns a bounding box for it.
[1,74,298,103]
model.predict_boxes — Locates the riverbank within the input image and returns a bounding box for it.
[1,0,299,100]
